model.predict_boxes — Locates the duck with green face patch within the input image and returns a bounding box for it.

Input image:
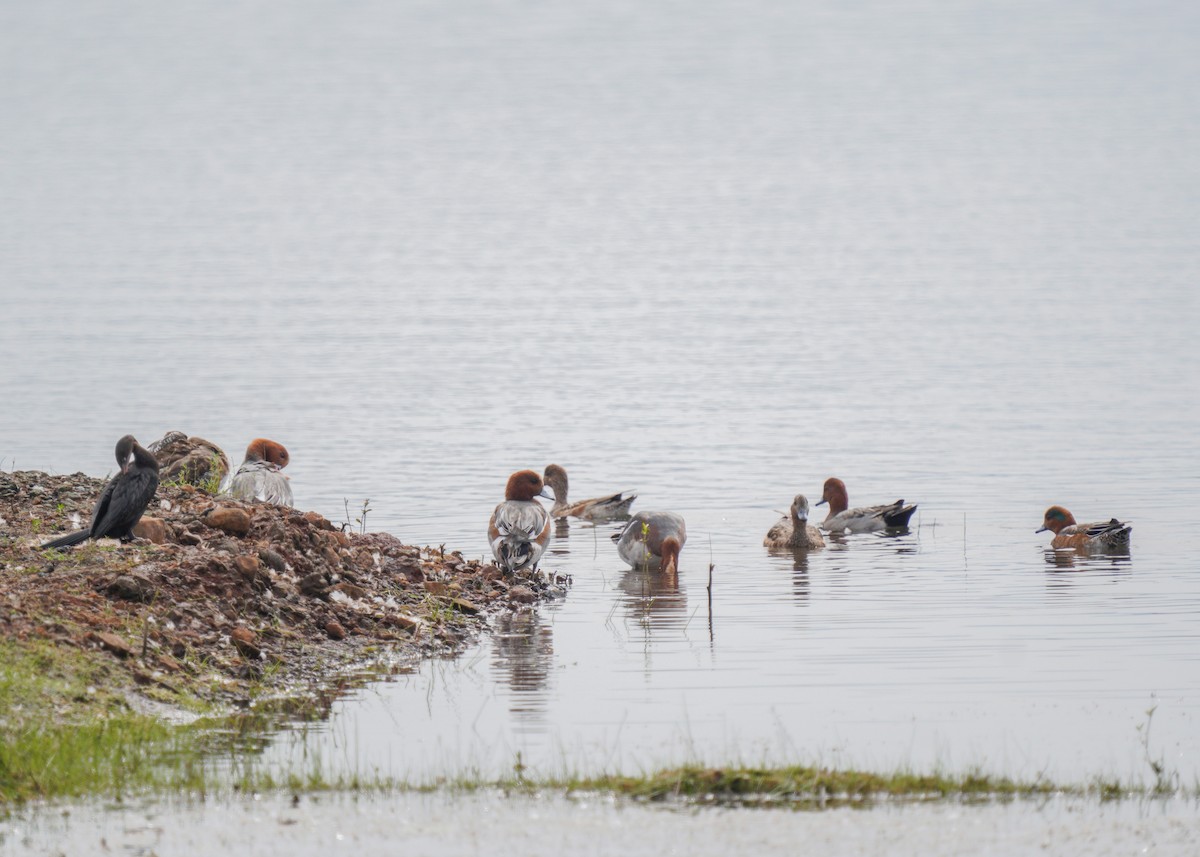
[1037,505,1131,550]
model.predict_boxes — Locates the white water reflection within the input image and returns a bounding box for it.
[5,793,1198,857]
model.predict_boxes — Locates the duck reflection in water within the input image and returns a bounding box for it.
[491,608,554,722]
[614,565,688,640]
[1043,544,1132,577]
[765,545,813,603]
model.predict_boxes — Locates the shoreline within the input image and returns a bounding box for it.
[0,468,565,802]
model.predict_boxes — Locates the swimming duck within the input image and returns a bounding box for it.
[40,435,160,549]
[764,494,825,549]
[222,438,293,506]
[148,430,229,488]
[614,511,687,574]
[489,469,553,573]
[816,477,917,532]
[1037,506,1131,550]
[542,463,637,520]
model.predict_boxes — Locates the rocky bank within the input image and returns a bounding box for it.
[0,470,566,716]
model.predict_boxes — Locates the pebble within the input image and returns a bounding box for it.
[205,506,251,537]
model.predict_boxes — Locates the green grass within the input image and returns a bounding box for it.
[0,641,209,802]
[0,642,1185,808]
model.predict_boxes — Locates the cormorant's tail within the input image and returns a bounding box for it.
[40,530,90,550]
[882,503,918,528]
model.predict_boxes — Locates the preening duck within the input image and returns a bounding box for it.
[223,438,293,506]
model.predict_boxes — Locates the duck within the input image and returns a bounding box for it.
[222,438,293,506]
[489,470,553,573]
[542,463,637,520]
[1037,505,1131,550]
[614,511,687,574]
[147,430,230,488]
[816,477,917,532]
[40,435,160,549]
[764,494,825,549]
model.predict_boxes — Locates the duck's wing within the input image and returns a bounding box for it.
[1080,518,1131,540]
[225,461,292,506]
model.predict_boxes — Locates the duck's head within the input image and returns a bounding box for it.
[246,438,290,468]
[660,535,682,575]
[542,464,568,501]
[505,469,552,502]
[1037,505,1076,534]
[791,494,811,522]
[815,477,848,513]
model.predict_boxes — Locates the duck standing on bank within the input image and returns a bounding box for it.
[764,495,825,549]
[148,430,229,487]
[1037,506,1131,550]
[222,438,293,506]
[489,470,553,573]
[614,511,687,574]
[40,435,160,549]
[816,477,917,532]
[542,463,637,521]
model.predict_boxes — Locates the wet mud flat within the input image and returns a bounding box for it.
[0,469,563,723]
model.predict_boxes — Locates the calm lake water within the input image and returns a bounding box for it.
[2,0,1199,815]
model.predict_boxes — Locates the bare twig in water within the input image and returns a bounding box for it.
[707,537,715,644]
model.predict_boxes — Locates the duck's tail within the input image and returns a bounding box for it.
[882,502,918,528]
[40,530,91,550]
[498,538,537,573]
[1090,518,1132,544]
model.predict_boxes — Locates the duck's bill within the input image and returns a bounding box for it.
[1035,525,1048,533]
[814,499,827,507]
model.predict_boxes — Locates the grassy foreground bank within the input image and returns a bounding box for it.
[0,637,1176,807]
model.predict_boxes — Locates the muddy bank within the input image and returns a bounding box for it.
[0,470,566,717]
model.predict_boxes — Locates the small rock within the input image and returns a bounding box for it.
[234,554,261,576]
[324,620,346,640]
[449,597,482,615]
[132,517,168,544]
[230,626,261,660]
[303,511,335,531]
[205,506,251,537]
[92,632,133,658]
[320,546,341,567]
[331,581,368,601]
[178,529,203,546]
[105,574,154,603]
[299,572,328,598]
[509,586,537,604]
[258,548,287,572]
[423,580,449,597]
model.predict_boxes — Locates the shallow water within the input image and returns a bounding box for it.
[4,793,1199,857]
[2,0,1200,802]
